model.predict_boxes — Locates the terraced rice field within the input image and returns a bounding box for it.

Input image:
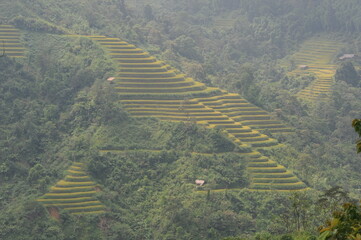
[85,35,307,191]
[194,93,292,134]
[288,38,343,101]
[37,162,106,215]
[0,25,25,58]
[213,18,236,29]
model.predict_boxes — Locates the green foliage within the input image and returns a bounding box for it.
[280,235,294,240]
[335,61,360,87]
[0,30,124,239]
[0,30,253,238]
[222,237,245,240]
[143,5,154,21]
[85,150,251,239]
[352,119,361,153]
[2,0,361,239]
[94,119,236,154]
[319,202,361,240]
[27,163,48,185]
[63,83,128,130]
[10,16,66,34]
[173,35,203,61]
[317,186,351,214]
[163,122,236,153]
[90,151,248,189]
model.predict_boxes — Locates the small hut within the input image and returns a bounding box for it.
[299,65,309,70]
[107,77,115,84]
[195,179,205,186]
[339,54,355,60]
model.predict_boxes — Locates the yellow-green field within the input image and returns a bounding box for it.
[286,38,343,101]
[37,162,106,215]
[0,25,25,58]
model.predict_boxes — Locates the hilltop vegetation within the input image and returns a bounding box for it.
[1,0,361,239]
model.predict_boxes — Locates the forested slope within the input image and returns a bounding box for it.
[0,34,251,239]
[1,0,361,239]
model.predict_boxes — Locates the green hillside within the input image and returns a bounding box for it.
[85,35,305,191]
[1,0,361,239]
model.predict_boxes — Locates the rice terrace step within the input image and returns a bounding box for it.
[0,25,25,58]
[37,162,106,215]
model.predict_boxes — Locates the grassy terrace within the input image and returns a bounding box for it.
[121,97,280,148]
[195,93,292,134]
[115,80,195,88]
[124,104,207,110]
[115,69,176,78]
[118,65,171,73]
[118,61,166,68]
[37,162,106,215]
[116,75,188,83]
[85,35,305,191]
[114,88,222,99]
[0,25,25,58]
[213,18,236,29]
[248,162,306,190]
[115,82,206,93]
[114,56,157,63]
[286,37,343,101]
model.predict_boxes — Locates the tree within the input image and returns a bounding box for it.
[288,192,312,231]
[27,163,45,182]
[352,119,361,153]
[117,0,128,17]
[318,186,351,214]
[173,35,203,61]
[143,5,154,21]
[335,62,360,87]
[319,202,361,240]
[318,122,361,239]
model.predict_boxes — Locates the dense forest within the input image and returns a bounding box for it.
[1,0,361,239]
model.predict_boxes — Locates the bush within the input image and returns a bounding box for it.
[335,61,360,87]
[10,16,66,34]
[280,235,293,240]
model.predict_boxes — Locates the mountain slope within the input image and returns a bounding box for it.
[86,35,306,191]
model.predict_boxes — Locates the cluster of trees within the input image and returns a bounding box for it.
[335,61,360,87]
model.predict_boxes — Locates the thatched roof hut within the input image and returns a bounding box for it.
[195,179,205,186]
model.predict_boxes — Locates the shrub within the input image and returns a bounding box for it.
[10,16,66,34]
